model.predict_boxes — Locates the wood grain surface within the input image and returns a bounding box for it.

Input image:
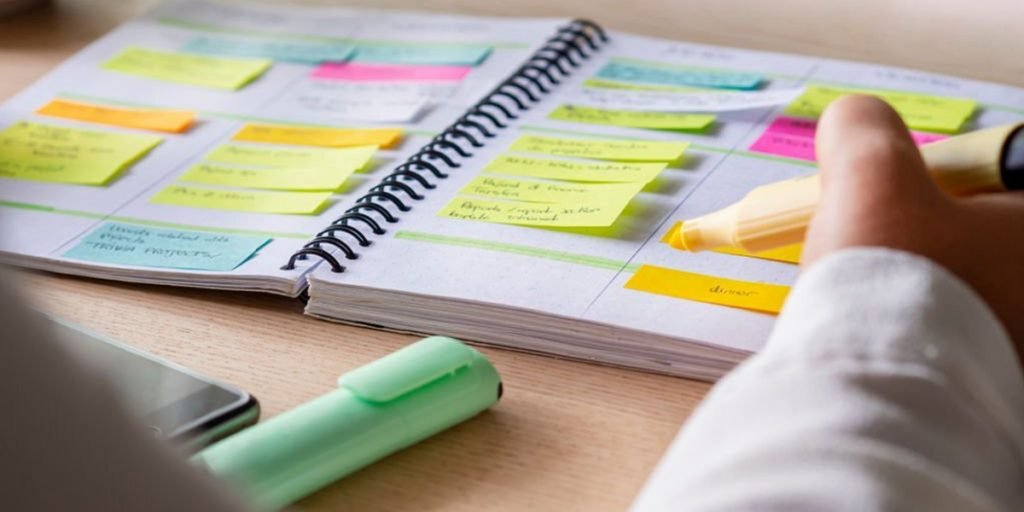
[2,0,1018,510]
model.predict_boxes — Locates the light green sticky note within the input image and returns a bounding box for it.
[548,105,715,131]
[0,121,162,185]
[205,143,375,171]
[151,184,331,214]
[63,222,271,271]
[352,44,492,65]
[510,135,689,162]
[582,78,706,93]
[784,84,977,133]
[484,154,666,183]
[459,175,644,204]
[103,46,272,90]
[179,162,356,191]
[438,196,631,228]
[182,36,356,65]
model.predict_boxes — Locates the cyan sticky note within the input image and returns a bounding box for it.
[182,36,356,65]
[63,222,271,271]
[595,61,763,91]
[352,44,492,66]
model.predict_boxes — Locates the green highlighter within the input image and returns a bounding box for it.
[193,336,502,510]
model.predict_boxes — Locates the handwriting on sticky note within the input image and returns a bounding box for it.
[565,87,803,113]
[151,185,330,214]
[179,163,355,191]
[549,105,715,131]
[353,44,491,66]
[595,60,763,90]
[784,85,976,133]
[182,36,355,65]
[311,62,472,82]
[63,222,270,271]
[102,47,271,90]
[0,121,161,185]
[510,135,688,162]
[233,124,402,149]
[749,116,947,162]
[459,175,644,204]
[36,99,195,133]
[484,154,665,183]
[205,143,375,172]
[438,197,629,227]
[625,264,790,314]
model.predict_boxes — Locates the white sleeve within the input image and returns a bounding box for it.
[630,248,1024,512]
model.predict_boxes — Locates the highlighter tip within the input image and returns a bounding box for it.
[668,228,688,251]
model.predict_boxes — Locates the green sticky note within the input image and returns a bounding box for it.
[352,44,492,65]
[182,36,356,65]
[205,143,374,171]
[459,175,645,203]
[595,61,763,90]
[151,185,331,214]
[510,135,689,162]
[0,121,162,185]
[103,47,271,90]
[179,162,356,191]
[63,222,271,271]
[549,105,715,131]
[484,154,666,183]
[784,85,977,133]
[438,196,631,228]
[582,78,705,93]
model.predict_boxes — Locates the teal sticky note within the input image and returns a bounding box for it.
[63,222,271,271]
[352,44,492,66]
[182,36,356,65]
[595,61,763,90]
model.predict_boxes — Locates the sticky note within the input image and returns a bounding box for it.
[484,154,666,183]
[205,144,376,172]
[151,185,330,214]
[784,85,977,133]
[548,105,715,131]
[271,80,433,122]
[102,47,271,90]
[233,124,402,149]
[353,44,491,65]
[0,121,161,185]
[625,264,790,314]
[749,116,947,162]
[182,36,355,65]
[311,62,472,82]
[661,222,803,264]
[459,175,644,204]
[565,87,804,113]
[595,61,764,91]
[438,197,629,227]
[36,99,195,133]
[510,135,689,162]
[582,78,704,93]
[179,163,357,191]
[63,222,270,271]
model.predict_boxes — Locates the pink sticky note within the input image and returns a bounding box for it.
[749,116,948,162]
[311,62,472,82]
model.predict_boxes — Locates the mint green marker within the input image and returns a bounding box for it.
[194,336,501,510]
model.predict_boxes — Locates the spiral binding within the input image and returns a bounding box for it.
[282,19,609,274]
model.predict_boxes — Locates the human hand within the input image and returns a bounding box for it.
[804,95,1024,344]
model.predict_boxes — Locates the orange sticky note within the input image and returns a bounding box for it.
[36,99,195,133]
[661,221,802,264]
[625,264,790,314]
[232,123,402,149]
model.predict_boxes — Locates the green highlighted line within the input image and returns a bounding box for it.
[395,230,642,273]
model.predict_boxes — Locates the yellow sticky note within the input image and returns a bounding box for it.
[0,121,162,185]
[179,163,356,191]
[439,197,629,227]
[582,78,705,93]
[484,154,665,183]
[459,175,644,203]
[510,135,688,162]
[625,264,790,314]
[205,144,376,172]
[102,47,271,90]
[233,124,403,149]
[661,221,802,264]
[549,105,715,131]
[36,99,195,133]
[784,85,976,133]
[151,185,330,214]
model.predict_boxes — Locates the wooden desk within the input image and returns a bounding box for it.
[4,1,1022,510]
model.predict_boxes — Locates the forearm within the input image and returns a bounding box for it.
[632,248,1024,511]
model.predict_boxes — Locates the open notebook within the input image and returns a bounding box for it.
[3,1,1022,380]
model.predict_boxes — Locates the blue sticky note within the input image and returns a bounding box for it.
[352,44,492,66]
[182,36,356,65]
[63,222,272,272]
[595,61,763,90]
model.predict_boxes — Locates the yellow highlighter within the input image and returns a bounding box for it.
[671,123,1024,254]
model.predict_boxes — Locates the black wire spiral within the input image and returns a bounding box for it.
[282,19,609,274]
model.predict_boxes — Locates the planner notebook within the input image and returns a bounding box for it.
[3,1,1021,380]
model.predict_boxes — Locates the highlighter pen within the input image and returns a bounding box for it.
[671,122,1024,254]
[193,336,501,511]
